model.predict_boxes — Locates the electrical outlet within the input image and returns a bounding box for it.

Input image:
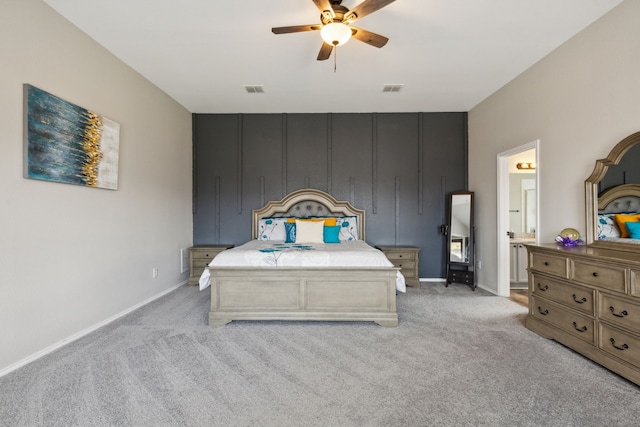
[180,248,189,273]
[152,267,158,278]
[477,260,482,270]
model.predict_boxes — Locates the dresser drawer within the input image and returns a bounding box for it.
[530,252,568,278]
[531,274,594,315]
[531,295,595,344]
[599,323,640,367]
[571,260,627,293]
[599,293,640,331]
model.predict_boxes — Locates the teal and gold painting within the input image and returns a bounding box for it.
[23,84,120,190]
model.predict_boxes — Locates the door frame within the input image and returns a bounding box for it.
[496,140,540,297]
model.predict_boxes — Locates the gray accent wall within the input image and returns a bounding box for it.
[193,112,467,278]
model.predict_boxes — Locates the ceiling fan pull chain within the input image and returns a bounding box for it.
[334,45,337,72]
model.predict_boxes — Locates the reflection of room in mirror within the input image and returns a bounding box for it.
[449,194,471,263]
[598,141,640,194]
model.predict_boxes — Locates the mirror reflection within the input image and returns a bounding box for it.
[449,193,472,264]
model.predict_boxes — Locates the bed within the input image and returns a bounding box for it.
[595,183,640,245]
[200,188,403,327]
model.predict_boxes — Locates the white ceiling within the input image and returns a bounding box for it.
[43,0,623,114]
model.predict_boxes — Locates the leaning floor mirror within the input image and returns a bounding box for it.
[445,191,476,290]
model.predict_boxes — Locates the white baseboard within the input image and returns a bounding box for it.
[0,281,187,378]
[419,278,447,283]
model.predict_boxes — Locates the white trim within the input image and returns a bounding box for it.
[497,140,540,297]
[0,281,187,378]
[419,278,447,283]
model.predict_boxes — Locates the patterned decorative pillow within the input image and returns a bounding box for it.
[336,216,359,241]
[597,213,620,240]
[285,222,296,243]
[257,218,287,241]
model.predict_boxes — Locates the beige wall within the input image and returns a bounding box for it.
[0,0,192,373]
[468,0,640,294]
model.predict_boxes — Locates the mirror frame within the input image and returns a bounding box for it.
[447,191,474,266]
[585,131,640,253]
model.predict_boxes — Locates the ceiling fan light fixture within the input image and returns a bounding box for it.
[320,22,352,46]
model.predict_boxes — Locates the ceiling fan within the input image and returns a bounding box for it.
[271,0,396,61]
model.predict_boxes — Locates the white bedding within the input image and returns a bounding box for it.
[199,239,406,293]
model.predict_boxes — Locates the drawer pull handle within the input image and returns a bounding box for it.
[572,294,587,304]
[592,272,599,277]
[610,338,629,351]
[537,306,549,316]
[537,283,548,291]
[572,322,588,332]
[544,261,550,266]
[609,306,628,318]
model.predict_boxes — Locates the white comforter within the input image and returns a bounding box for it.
[199,240,406,293]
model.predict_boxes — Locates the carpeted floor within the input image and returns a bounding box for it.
[1,283,638,426]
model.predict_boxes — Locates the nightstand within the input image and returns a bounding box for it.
[188,245,233,286]
[375,245,420,287]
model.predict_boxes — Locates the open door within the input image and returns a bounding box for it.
[496,141,539,297]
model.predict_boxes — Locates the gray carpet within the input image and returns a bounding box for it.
[1,283,639,426]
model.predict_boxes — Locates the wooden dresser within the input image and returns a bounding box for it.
[525,243,640,385]
[188,245,233,286]
[376,245,420,287]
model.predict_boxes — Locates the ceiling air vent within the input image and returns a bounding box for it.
[382,84,404,93]
[243,85,264,94]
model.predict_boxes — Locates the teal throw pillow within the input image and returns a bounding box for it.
[323,225,341,243]
[626,221,640,239]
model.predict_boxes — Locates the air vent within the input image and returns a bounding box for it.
[382,84,404,93]
[244,85,264,94]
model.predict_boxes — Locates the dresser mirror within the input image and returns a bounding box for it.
[585,131,640,253]
[445,191,476,290]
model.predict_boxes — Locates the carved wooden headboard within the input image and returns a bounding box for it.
[251,188,366,240]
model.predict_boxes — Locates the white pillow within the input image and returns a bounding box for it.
[295,219,324,243]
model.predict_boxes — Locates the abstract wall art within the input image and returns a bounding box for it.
[23,84,120,190]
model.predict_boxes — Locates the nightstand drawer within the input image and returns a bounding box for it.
[188,245,232,285]
[384,252,417,262]
[389,260,416,271]
[375,245,420,287]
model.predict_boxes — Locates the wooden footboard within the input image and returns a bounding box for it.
[208,267,399,327]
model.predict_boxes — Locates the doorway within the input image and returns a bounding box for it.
[496,141,539,297]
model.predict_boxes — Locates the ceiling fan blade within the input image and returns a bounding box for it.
[312,0,335,22]
[317,42,333,61]
[272,25,322,34]
[351,26,389,48]
[344,0,396,23]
